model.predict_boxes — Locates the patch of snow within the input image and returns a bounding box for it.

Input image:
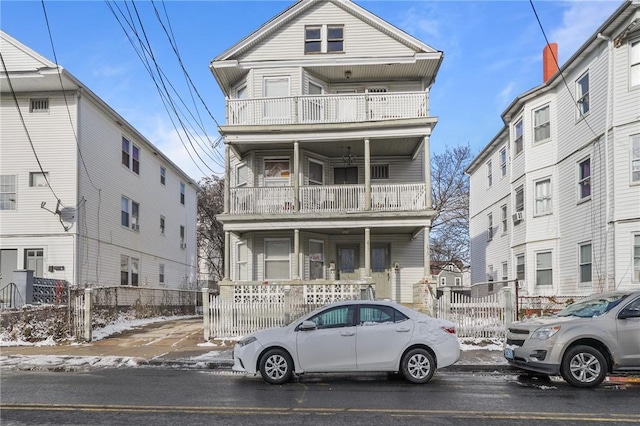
[458,337,504,351]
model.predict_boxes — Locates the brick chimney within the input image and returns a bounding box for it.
[543,43,558,83]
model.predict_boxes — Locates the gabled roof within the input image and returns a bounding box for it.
[212,0,439,62]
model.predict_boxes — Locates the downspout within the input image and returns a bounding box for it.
[75,88,82,288]
[597,32,613,290]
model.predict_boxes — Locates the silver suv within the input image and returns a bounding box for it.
[505,290,640,387]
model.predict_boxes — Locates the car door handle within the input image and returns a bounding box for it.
[340,331,355,337]
[396,328,411,333]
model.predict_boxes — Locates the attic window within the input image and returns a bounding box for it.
[304,25,344,54]
[30,98,49,113]
[305,26,322,53]
[327,26,344,52]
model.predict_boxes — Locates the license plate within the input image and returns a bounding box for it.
[504,348,514,359]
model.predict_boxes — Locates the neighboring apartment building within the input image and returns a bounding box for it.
[0,31,198,290]
[210,0,442,303]
[466,1,640,296]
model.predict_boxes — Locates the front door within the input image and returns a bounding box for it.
[337,244,359,280]
[25,248,44,277]
[371,244,391,299]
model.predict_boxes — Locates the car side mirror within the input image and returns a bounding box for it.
[297,320,317,331]
[618,310,640,320]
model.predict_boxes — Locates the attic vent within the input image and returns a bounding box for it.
[30,98,49,113]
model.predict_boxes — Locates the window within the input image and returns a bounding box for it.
[359,305,407,325]
[514,119,523,155]
[632,135,640,183]
[534,178,552,215]
[120,255,139,286]
[304,26,321,53]
[263,77,290,119]
[440,277,446,286]
[236,163,248,187]
[501,204,508,234]
[180,225,185,244]
[487,160,493,187]
[180,182,185,205]
[309,239,325,280]
[308,306,355,329]
[371,164,389,180]
[160,215,165,235]
[502,262,508,281]
[29,172,49,187]
[455,277,461,286]
[121,137,140,174]
[264,159,290,186]
[515,185,524,212]
[578,158,591,200]
[500,147,507,177]
[631,39,640,87]
[160,167,166,185]
[0,175,16,210]
[516,254,525,281]
[533,105,550,142]
[536,251,553,286]
[577,71,590,116]
[237,242,248,280]
[488,265,494,282]
[264,238,290,280]
[159,264,165,284]
[488,282,494,293]
[487,213,494,241]
[327,25,344,53]
[634,234,640,282]
[121,196,130,227]
[579,243,592,284]
[309,160,324,185]
[29,98,49,113]
[121,197,139,230]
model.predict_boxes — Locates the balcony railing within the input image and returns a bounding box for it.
[226,92,428,126]
[229,183,427,215]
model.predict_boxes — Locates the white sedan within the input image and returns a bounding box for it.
[232,300,460,384]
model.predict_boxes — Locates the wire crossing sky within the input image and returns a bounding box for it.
[0,0,622,181]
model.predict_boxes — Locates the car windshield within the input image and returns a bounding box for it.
[556,294,628,318]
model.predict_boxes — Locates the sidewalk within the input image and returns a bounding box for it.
[0,317,510,372]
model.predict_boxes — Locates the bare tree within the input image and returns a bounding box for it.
[430,144,473,265]
[197,176,225,284]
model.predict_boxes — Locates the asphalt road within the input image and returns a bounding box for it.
[1,368,639,425]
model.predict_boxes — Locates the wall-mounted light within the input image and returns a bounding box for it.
[342,146,356,165]
[344,70,352,79]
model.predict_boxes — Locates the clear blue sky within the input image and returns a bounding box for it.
[1,0,622,181]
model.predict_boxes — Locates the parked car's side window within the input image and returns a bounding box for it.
[308,306,355,329]
[619,297,640,319]
[358,305,408,326]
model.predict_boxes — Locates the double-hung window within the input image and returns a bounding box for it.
[263,77,290,120]
[160,167,166,185]
[487,213,493,241]
[120,255,139,286]
[264,159,290,187]
[632,134,640,183]
[534,178,552,216]
[29,172,49,187]
[514,119,523,155]
[160,215,165,235]
[634,234,640,282]
[304,26,322,53]
[579,242,592,284]
[264,238,290,280]
[486,160,493,187]
[237,242,248,281]
[578,158,591,201]
[577,71,590,117]
[122,137,140,175]
[121,196,139,230]
[159,264,165,284]
[516,255,525,281]
[180,182,185,205]
[236,163,248,187]
[533,105,550,142]
[0,175,17,210]
[536,251,553,286]
[515,185,524,213]
[500,147,507,177]
[327,25,344,53]
[630,39,639,88]
[501,205,508,234]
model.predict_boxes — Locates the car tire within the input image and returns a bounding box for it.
[401,348,435,384]
[560,345,607,388]
[259,348,293,385]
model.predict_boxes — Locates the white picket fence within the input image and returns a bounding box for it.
[435,287,515,338]
[203,284,372,339]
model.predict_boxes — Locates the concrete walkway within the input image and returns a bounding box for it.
[0,317,509,372]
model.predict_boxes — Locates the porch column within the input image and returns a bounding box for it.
[293,229,300,279]
[224,142,230,214]
[423,225,431,280]
[224,231,230,280]
[364,138,371,210]
[423,136,431,209]
[294,141,300,211]
[364,227,371,278]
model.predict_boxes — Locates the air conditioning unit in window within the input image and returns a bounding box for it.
[512,211,524,224]
[132,223,139,231]
[180,243,187,249]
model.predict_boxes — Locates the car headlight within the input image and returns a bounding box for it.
[531,325,561,340]
[237,336,257,347]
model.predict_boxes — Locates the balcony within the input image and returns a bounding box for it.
[226,91,428,126]
[229,183,427,215]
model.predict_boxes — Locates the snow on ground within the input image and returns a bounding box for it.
[458,337,504,351]
[91,314,199,341]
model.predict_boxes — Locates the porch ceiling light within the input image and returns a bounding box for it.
[342,146,356,165]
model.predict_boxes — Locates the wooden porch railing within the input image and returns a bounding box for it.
[226,91,428,126]
[229,183,427,215]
